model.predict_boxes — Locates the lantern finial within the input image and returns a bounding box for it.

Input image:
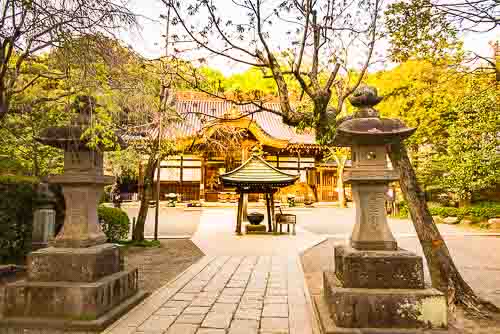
[349,84,383,118]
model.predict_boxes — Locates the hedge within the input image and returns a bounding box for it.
[0,175,38,264]
[429,202,500,221]
[396,201,499,221]
[97,205,130,242]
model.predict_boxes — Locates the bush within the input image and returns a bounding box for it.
[0,175,38,264]
[97,205,130,242]
[429,206,459,218]
[429,201,500,221]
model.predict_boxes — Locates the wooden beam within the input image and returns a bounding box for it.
[319,168,323,202]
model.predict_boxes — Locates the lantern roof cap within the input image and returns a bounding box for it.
[36,95,126,151]
[335,85,416,146]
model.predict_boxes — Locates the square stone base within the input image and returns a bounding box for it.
[313,294,447,334]
[245,224,268,234]
[27,243,123,282]
[0,290,147,333]
[3,269,138,319]
[324,273,447,329]
[335,245,424,289]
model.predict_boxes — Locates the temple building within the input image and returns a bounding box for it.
[138,92,346,203]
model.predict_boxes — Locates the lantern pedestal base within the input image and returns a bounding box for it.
[0,244,146,333]
[334,245,425,289]
[323,272,447,330]
[320,245,447,331]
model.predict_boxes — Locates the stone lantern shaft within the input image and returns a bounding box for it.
[346,144,398,251]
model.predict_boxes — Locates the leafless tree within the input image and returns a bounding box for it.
[428,0,498,33]
[163,0,382,140]
[0,0,137,121]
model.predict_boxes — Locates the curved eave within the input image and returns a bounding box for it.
[198,118,289,149]
[221,179,298,187]
[221,155,298,178]
[221,177,299,191]
[220,154,299,188]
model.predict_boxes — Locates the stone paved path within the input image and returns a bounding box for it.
[103,255,315,334]
[104,209,322,334]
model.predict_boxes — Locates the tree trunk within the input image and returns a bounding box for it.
[133,156,157,241]
[389,142,499,317]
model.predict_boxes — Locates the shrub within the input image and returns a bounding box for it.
[429,206,459,218]
[0,175,38,264]
[429,201,500,221]
[426,201,443,209]
[97,205,130,242]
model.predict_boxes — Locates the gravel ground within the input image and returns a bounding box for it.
[122,239,204,293]
[300,238,500,334]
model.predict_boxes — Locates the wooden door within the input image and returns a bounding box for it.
[317,169,338,201]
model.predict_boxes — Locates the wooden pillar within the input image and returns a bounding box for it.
[236,191,244,235]
[270,192,276,234]
[180,155,184,185]
[241,147,249,222]
[319,167,323,202]
[266,193,272,232]
[199,156,206,201]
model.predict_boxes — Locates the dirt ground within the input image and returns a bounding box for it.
[0,240,204,317]
[300,238,500,334]
[122,239,205,293]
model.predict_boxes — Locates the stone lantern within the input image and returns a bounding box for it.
[31,182,57,251]
[323,86,448,330]
[1,96,146,333]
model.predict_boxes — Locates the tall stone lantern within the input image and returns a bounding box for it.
[323,86,448,330]
[1,96,146,333]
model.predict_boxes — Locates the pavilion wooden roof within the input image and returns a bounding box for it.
[220,154,299,192]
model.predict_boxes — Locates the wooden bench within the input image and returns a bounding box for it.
[275,204,296,235]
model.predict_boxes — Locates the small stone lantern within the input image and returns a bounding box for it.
[0,96,146,333]
[31,182,56,251]
[322,86,448,330]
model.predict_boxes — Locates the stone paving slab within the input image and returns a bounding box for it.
[102,255,315,334]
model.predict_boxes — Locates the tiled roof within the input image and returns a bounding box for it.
[159,100,317,145]
[220,154,299,187]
